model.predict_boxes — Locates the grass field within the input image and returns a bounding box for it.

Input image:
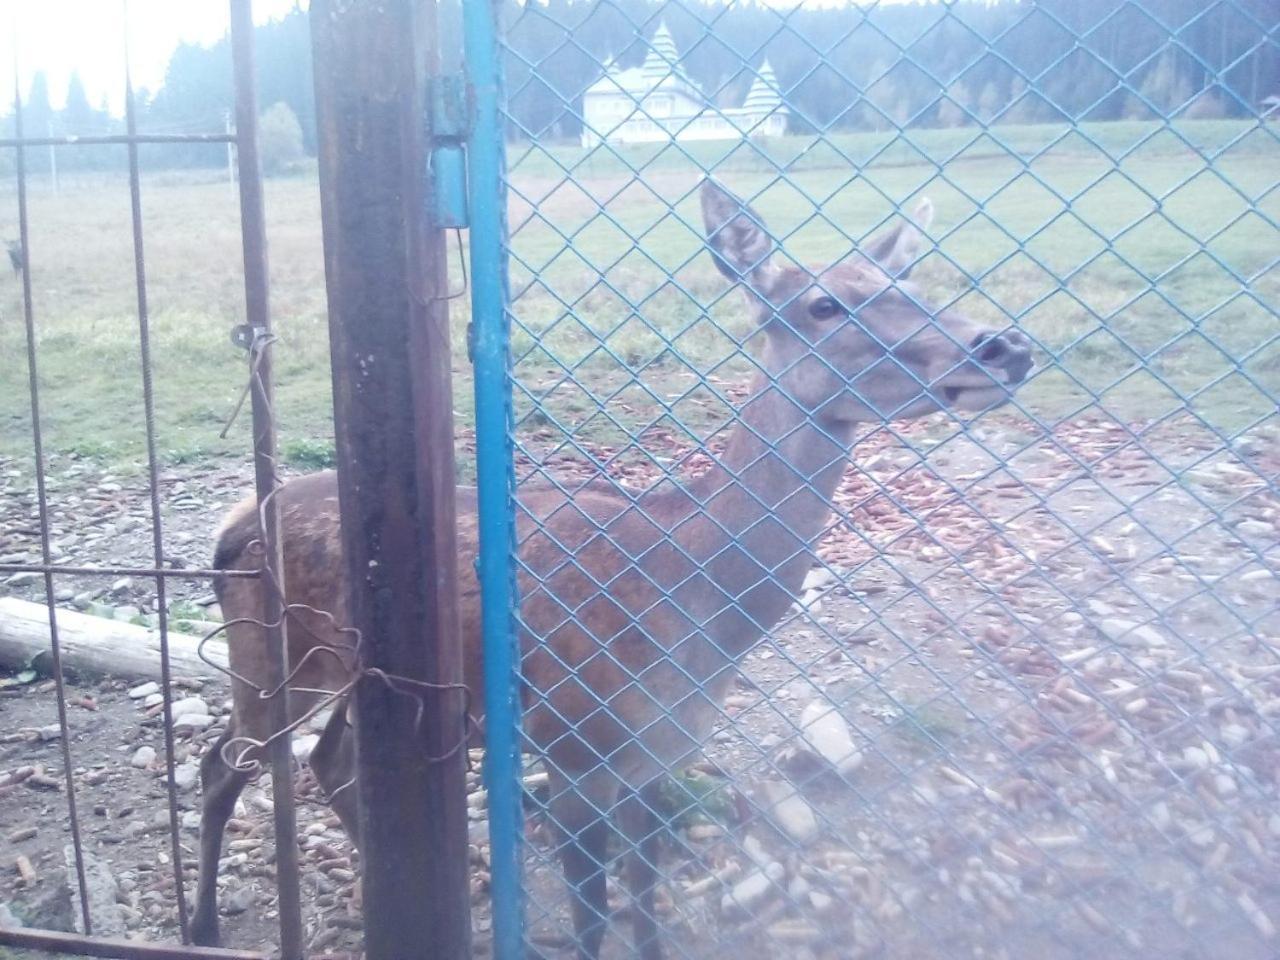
[0,117,1275,476]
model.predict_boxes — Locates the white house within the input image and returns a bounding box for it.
[581,22,788,148]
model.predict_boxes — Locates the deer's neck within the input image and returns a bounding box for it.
[678,376,855,660]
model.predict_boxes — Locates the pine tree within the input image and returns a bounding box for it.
[977,81,1001,124]
[936,81,970,127]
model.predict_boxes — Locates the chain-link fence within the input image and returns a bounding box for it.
[469,1,1280,958]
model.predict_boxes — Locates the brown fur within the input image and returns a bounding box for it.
[191,182,1033,956]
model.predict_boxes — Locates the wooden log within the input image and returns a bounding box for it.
[0,597,225,681]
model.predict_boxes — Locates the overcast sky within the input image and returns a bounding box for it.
[0,0,924,117]
[1,0,307,116]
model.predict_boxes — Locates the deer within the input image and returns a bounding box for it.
[191,180,1033,956]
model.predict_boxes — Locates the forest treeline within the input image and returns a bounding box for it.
[4,0,1276,173]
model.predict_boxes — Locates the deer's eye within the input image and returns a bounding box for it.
[809,296,843,320]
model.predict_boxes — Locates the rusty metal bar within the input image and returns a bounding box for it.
[0,927,354,960]
[310,1,472,958]
[122,13,191,939]
[0,563,257,579]
[0,927,267,960]
[228,1,305,957]
[0,133,237,147]
[10,61,94,937]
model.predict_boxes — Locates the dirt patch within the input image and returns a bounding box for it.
[2,411,1277,958]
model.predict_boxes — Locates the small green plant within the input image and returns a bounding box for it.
[163,443,209,465]
[167,599,209,622]
[657,768,736,829]
[283,437,336,470]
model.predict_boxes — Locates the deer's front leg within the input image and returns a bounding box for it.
[549,770,618,960]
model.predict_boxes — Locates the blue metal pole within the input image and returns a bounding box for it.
[463,1,523,959]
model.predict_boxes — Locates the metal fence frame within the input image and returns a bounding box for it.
[0,2,301,957]
[0,3,298,957]
[2,2,476,959]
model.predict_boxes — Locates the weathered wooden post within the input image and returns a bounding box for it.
[309,2,471,959]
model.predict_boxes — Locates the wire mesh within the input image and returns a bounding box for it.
[475,1,1280,958]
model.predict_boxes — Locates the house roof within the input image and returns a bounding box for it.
[585,21,702,102]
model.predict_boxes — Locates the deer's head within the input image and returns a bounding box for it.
[701,180,1033,425]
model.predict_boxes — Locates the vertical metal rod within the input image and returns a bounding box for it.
[121,1,190,939]
[11,63,93,938]
[462,0,523,957]
[46,117,58,193]
[228,3,305,958]
[310,2,471,958]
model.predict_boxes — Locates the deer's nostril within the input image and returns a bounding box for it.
[973,333,1006,364]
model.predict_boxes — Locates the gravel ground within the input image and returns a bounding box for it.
[1,410,1277,958]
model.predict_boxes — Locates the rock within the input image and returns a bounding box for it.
[13,871,74,931]
[292,734,319,763]
[0,901,22,927]
[1220,724,1250,748]
[130,746,156,769]
[73,589,104,608]
[66,847,126,938]
[144,693,163,708]
[172,763,200,792]
[128,681,159,700]
[173,714,215,733]
[1182,746,1210,771]
[756,780,820,844]
[802,567,835,592]
[798,701,863,775]
[110,577,133,594]
[721,861,785,917]
[38,724,63,741]
[4,571,40,587]
[170,696,209,718]
[1098,618,1166,648]
[808,890,833,912]
[1236,520,1273,538]
[224,883,255,915]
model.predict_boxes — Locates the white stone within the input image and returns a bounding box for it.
[798,700,863,775]
[801,568,835,592]
[172,763,200,792]
[1220,724,1250,748]
[130,746,156,769]
[128,681,159,700]
[757,780,819,844]
[169,697,209,719]
[1182,746,1210,771]
[292,734,319,763]
[721,861,785,917]
[808,890,834,912]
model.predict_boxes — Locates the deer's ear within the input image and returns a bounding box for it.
[864,197,934,279]
[701,179,779,295]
